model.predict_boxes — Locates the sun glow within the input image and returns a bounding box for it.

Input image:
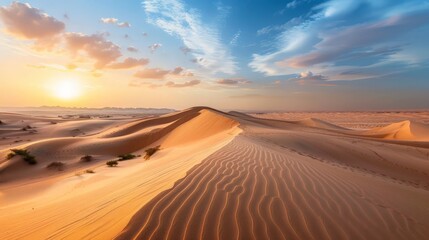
[52,79,81,100]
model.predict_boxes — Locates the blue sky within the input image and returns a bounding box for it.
[0,0,428,110]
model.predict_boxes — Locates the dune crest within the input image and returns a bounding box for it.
[364,120,429,141]
[293,117,347,130]
[0,107,239,184]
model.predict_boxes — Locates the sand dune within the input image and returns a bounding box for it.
[293,117,348,130]
[1,107,429,240]
[363,120,429,141]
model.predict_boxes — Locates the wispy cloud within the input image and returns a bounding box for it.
[166,80,200,88]
[216,78,252,85]
[134,68,170,80]
[230,30,241,46]
[107,57,149,69]
[101,18,118,24]
[101,17,131,28]
[134,66,194,80]
[142,0,237,74]
[117,22,131,28]
[148,43,162,53]
[289,71,336,86]
[127,46,139,52]
[250,0,429,81]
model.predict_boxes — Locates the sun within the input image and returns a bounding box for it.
[52,79,81,100]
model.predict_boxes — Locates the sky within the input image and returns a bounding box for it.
[0,0,428,111]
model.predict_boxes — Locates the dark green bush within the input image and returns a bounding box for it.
[118,153,136,161]
[144,145,161,160]
[23,155,37,165]
[7,149,37,165]
[106,160,118,167]
[80,155,93,162]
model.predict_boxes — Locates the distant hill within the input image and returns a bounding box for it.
[0,106,176,117]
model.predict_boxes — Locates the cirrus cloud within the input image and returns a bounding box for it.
[250,0,429,81]
[143,0,237,74]
[289,71,335,86]
[216,78,252,85]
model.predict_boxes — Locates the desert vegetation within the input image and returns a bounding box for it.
[144,145,161,160]
[80,155,94,162]
[46,161,65,171]
[106,160,118,167]
[7,149,37,165]
[118,153,137,161]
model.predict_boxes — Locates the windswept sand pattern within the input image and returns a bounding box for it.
[2,108,429,240]
[117,135,429,240]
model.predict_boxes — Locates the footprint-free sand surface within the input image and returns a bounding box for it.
[1,107,429,239]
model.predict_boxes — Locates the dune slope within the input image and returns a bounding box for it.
[0,108,240,239]
[117,112,429,240]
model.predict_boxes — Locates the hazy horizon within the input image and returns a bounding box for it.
[1,0,428,111]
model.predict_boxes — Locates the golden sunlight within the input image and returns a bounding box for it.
[52,79,81,100]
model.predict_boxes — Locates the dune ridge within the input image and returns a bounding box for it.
[363,120,429,141]
[0,107,238,185]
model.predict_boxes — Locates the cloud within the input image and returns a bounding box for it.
[101,18,131,28]
[64,32,121,69]
[290,71,335,86]
[171,67,183,75]
[28,63,76,71]
[134,68,170,79]
[101,18,118,24]
[230,30,241,45]
[0,2,65,49]
[117,22,131,28]
[165,80,200,88]
[171,66,194,76]
[216,78,252,85]
[180,46,191,55]
[286,0,305,9]
[127,46,139,52]
[249,0,429,81]
[257,17,303,36]
[143,0,237,74]
[107,57,149,69]
[148,43,162,53]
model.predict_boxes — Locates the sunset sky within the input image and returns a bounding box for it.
[0,0,428,111]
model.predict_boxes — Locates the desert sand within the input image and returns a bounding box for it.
[1,107,429,240]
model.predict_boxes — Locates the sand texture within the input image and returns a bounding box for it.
[1,108,429,240]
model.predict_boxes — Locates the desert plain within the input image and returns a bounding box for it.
[1,107,429,240]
